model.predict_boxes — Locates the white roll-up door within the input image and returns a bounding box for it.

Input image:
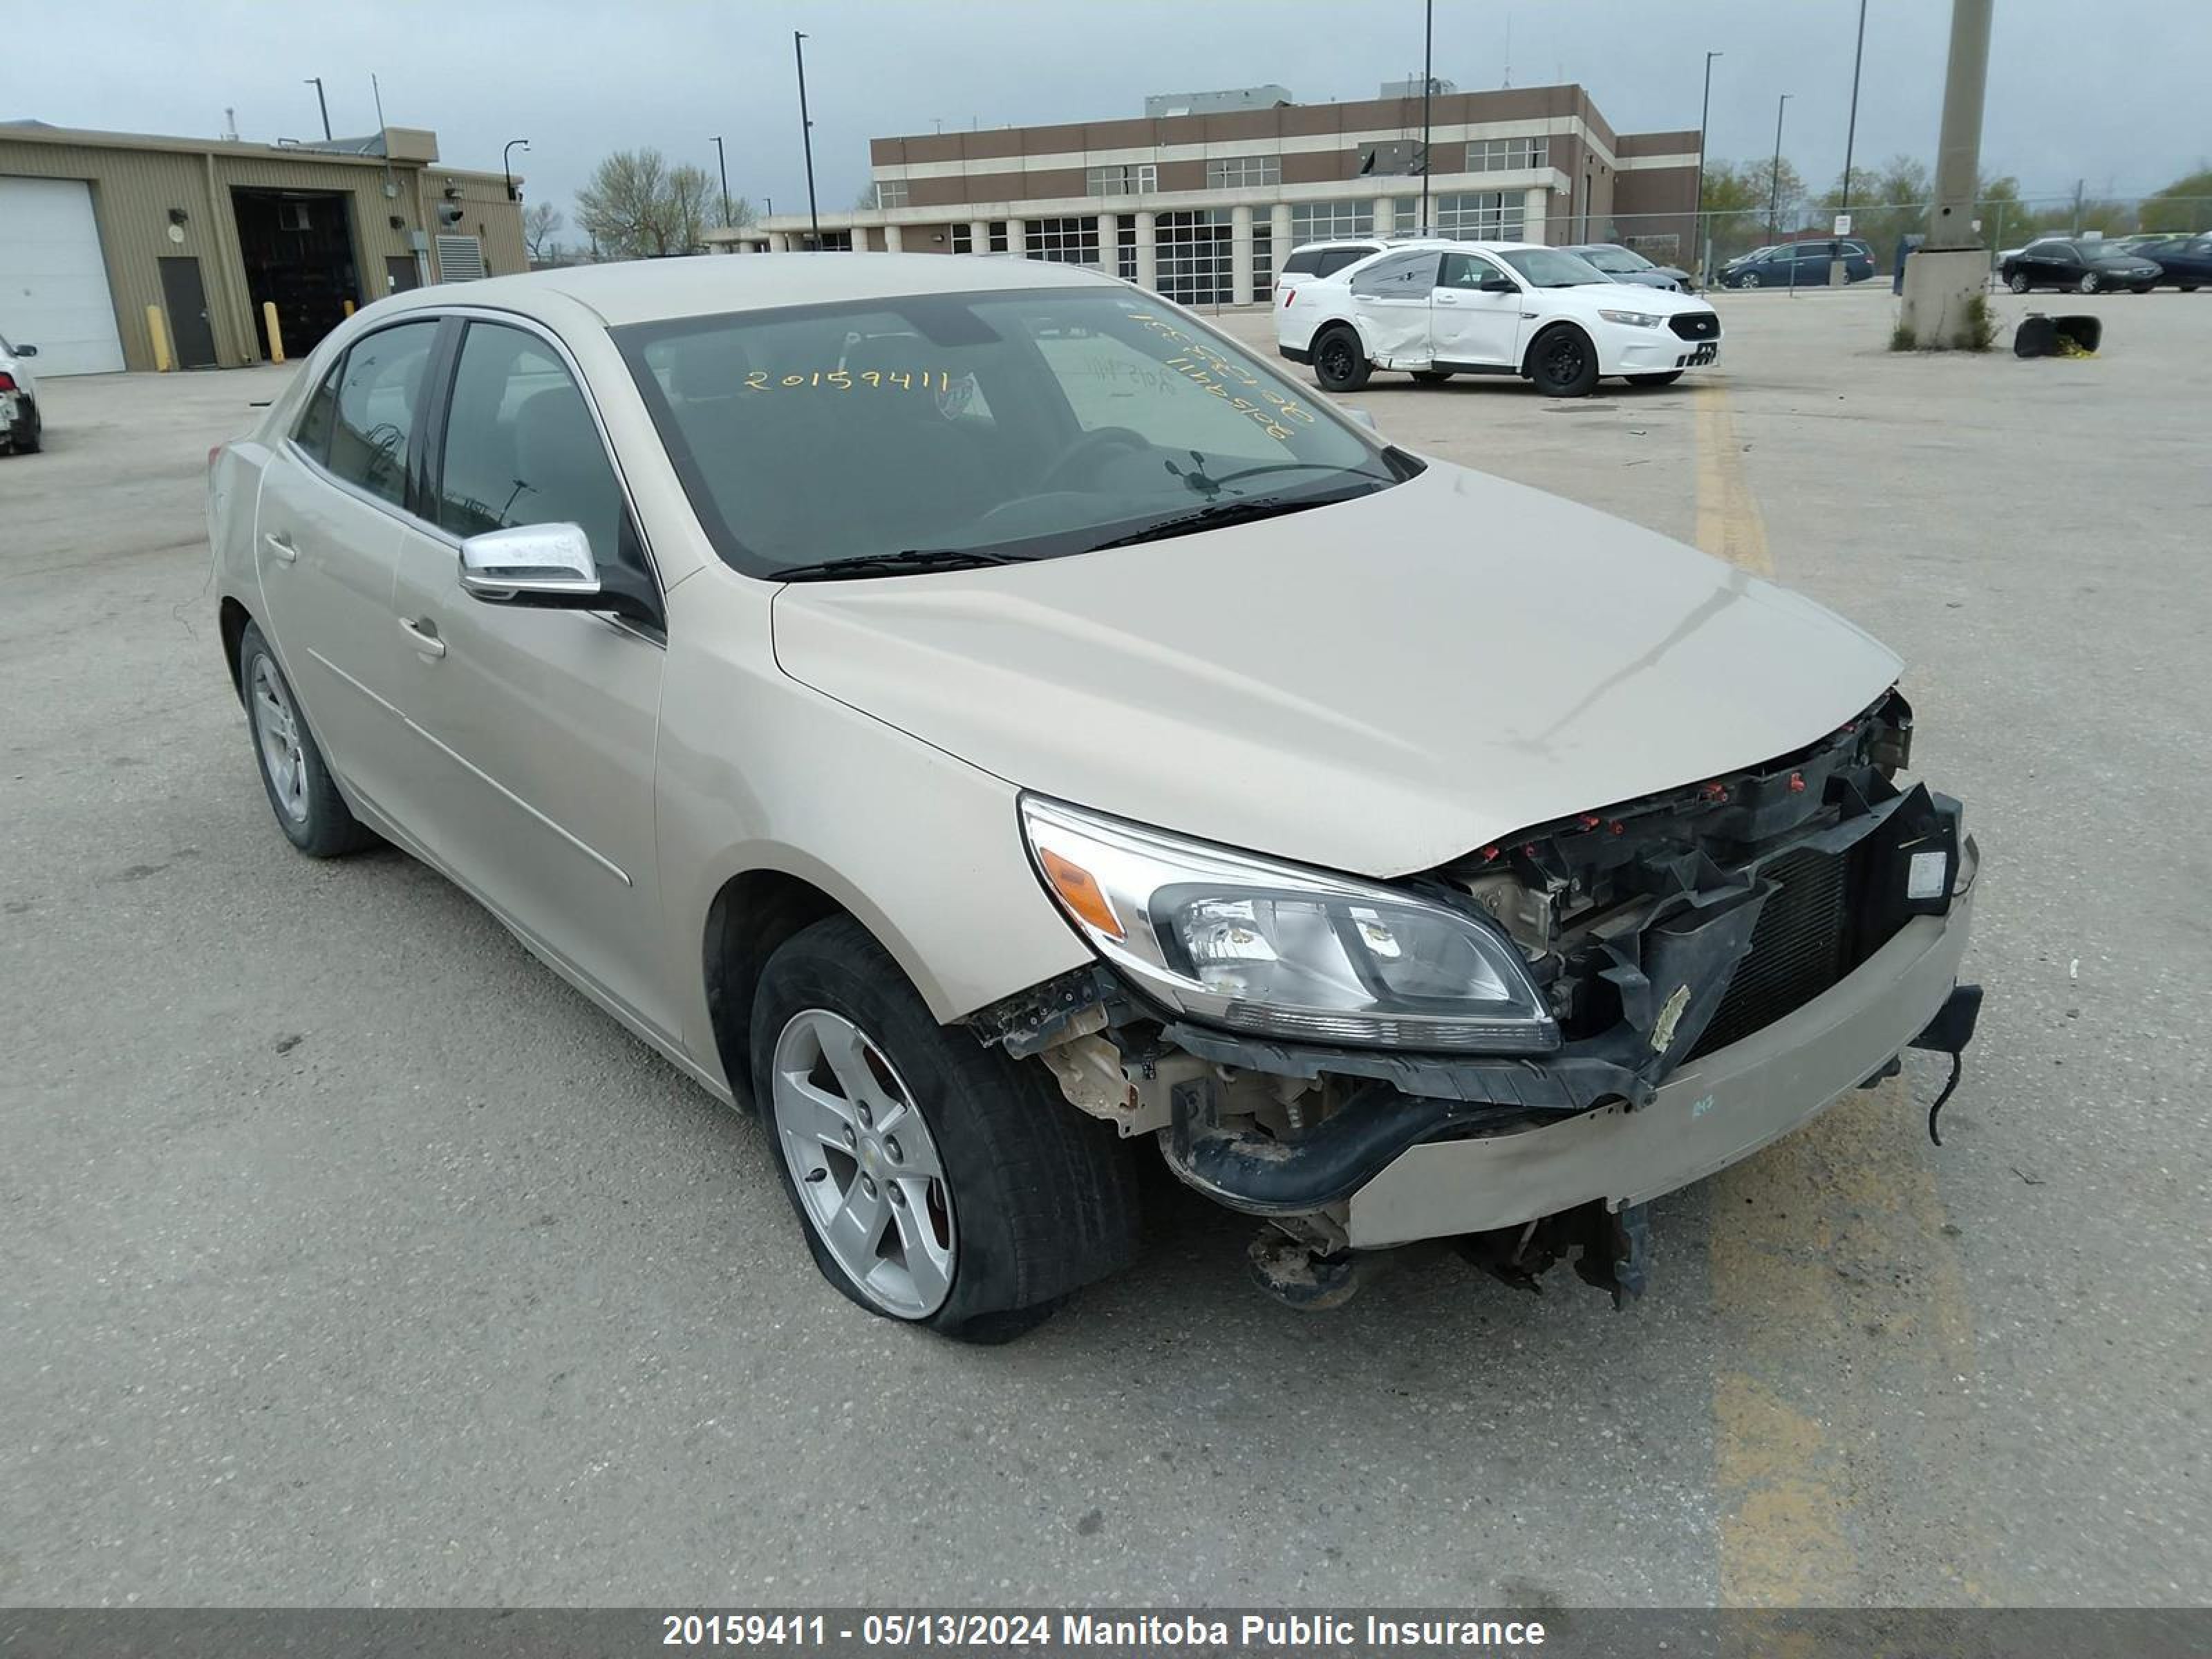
[0,176,127,375]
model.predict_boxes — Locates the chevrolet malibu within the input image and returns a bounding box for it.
[208,256,1979,1342]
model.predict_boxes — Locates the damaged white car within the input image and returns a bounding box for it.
[207,254,1977,1342]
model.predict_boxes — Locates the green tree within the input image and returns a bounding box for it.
[2139,169,2212,234]
[1820,154,1931,265]
[1698,158,1806,264]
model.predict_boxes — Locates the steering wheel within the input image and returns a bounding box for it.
[1035,426,1150,494]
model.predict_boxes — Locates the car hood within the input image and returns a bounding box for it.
[1564,283,1711,315]
[771,460,1902,878]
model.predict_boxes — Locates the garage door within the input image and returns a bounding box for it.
[0,176,127,375]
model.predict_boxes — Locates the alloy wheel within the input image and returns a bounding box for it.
[771,1008,956,1318]
[249,655,310,825]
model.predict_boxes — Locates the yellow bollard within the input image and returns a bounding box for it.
[144,305,174,373]
[262,301,285,364]
[342,299,355,318]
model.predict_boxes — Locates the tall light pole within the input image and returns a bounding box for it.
[1839,0,1869,219]
[503,138,529,203]
[794,31,821,247]
[1694,51,1723,281]
[304,77,331,142]
[1418,0,1434,234]
[1768,93,1793,241]
[711,135,731,229]
[1901,0,1996,344]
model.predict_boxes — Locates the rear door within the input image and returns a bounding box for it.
[1429,251,1522,367]
[385,315,677,1042]
[253,317,444,819]
[1347,249,1443,366]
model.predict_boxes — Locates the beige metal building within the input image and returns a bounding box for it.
[710,82,1700,308]
[0,120,527,374]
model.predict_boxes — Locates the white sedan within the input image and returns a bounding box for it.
[1,328,42,454]
[1276,241,1723,397]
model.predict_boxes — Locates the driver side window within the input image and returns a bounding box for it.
[1438,252,1503,290]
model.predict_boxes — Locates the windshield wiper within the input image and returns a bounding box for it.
[1080,485,1376,553]
[767,547,1027,582]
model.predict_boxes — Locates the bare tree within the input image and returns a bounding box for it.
[523,200,565,262]
[576,148,678,258]
[667,163,720,252]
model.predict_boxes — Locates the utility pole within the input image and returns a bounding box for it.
[1694,51,1723,283]
[2071,178,2084,235]
[1900,0,1997,346]
[711,135,731,229]
[1768,93,1792,242]
[1418,0,1434,234]
[794,31,821,247]
[1836,0,1869,286]
[304,77,331,142]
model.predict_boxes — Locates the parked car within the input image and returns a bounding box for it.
[0,329,41,455]
[1718,238,1875,288]
[1559,242,1697,292]
[1277,241,1723,396]
[2000,238,2163,294]
[207,255,1979,1341]
[2134,234,2212,291]
[1272,238,1385,299]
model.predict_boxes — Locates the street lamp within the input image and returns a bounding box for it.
[794,31,821,246]
[503,138,529,203]
[304,77,331,142]
[1768,93,1793,242]
[711,135,732,230]
[1839,0,1870,221]
[1694,51,1723,281]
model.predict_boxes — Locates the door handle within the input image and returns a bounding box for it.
[1434,293,1461,306]
[263,530,298,563]
[399,615,447,659]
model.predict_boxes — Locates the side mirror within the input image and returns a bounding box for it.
[458,523,663,626]
[13,344,35,358]
[1479,274,1517,294]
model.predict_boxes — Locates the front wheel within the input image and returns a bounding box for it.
[1740,270,1763,289]
[2078,272,2101,294]
[8,402,39,453]
[237,621,377,857]
[1528,326,1600,397]
[1311,326,1371,393]
[2007,272,2032,293]
[751,915,1141,1343]
[1627,371,1685,387]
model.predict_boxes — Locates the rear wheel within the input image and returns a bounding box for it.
[9,402,39,453]
[1627,371,1685,387]
[1311,326,1371,393]
[750,915,1141,1343]
[237,621,377,857]
[1527,325,1600,397]
[2130,283,2154,294]
[1410,368,1454,385]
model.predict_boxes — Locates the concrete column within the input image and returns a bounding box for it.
[1270,201,1293,258]
[1135,209,1157,292]
[1372,196,1396,236]
[1230,205,1255,306]
[883,223,903,252]
[1008,218,1027,259]
[766,230,788,252]
[1521,186,1548,246]
[968,218,989,255]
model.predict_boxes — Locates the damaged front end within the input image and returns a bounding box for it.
[974,689,1981,1308]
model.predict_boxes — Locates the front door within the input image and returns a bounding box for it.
[386,317,675,1042]
[158,256,218,368]
[252,317,444,820]
[1430,251,1525,368]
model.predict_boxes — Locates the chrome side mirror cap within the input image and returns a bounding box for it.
[459,523,599,600]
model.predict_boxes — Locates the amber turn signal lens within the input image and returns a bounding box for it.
[1038,847,1124,941]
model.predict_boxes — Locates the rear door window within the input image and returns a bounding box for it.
[294,359,343,464]
[324,320,441,509]
[1281,250,1321,276]
[1315,245,1377,277]
[1350,250,1443,297]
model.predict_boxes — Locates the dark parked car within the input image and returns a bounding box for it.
[1559,243,1696,292]
[2134,234,2212,291]
[2000,238,2163,294]
[1719,238,1875,288]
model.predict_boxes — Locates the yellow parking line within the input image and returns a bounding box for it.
[1692,384,1989,1609]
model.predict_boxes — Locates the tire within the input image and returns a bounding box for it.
[1741,270,1763,289]
[2007,272,2032,293]
[1310,326,1371,393]
[1410,368,1454,385]
[749,915,1141,1344]
[1527,325,1600,397]
[2078,272,2100,294]
[10,402,38,454]
[236,621,377,857]
[2182,284,2200,293]
[1627,371,1685,387]
[2130,283,2153,294]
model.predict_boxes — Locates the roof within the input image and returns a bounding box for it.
[384,251,1123,328]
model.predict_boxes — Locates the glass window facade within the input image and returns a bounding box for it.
[1289,200,1376,243]
[1154,209,1232,305]
[872,180,910,209]
[1205,155,1281,189]
[1467,138,1550,172]
[1433,191,1527,242]
[1085,163,1159,197]
[1027,216,1101,265]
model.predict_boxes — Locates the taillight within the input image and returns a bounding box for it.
[0,372,16,393]
[207,443,225,473]
[1281,288,1295,308]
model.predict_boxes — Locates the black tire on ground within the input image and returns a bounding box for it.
[1410,368,1454,384]
[236,620,378,857]
[10,405,39,453]
[2007,272,2032,293]
[2182,285,2201,293]
[2078,272,2100,294]
[749,914,1141,1344]
[1527,324,1601,397]
[1741,271,1763,289]
[1311,326,1371,393]
[2130,284,2154,294]
[1627,371,1685,387]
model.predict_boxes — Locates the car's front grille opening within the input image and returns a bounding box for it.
[1669,312,1720,340]
[1689,845,1849,1057]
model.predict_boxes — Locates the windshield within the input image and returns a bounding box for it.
[617,286,1407,579]
[1580,247,1652,274]
[1498,248,1613,288]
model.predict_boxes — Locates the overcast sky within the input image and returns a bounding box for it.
[18,1,2208,229]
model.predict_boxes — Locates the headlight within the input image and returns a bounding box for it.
[1597,308,1664,328]
[1020,796,1558,1053]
